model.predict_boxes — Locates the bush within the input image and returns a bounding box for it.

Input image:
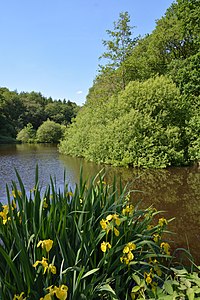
[36,120,63,143]
[60,76,196,168]
[0,168,198,299]
[16,123,36,143]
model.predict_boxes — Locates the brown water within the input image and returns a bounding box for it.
[0,143,199,263]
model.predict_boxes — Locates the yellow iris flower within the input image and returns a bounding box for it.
[55,285,68,300]
[42,198,48,208]
[0,205,11,225]
[158,217,168,227]
[100,218,112,234]
[11,190,22,198]
[40,285,68,300]
[48,264,57,274]
[37,239,53,252]
[120,242,136,265]
[100,213,121,236]
[114,227,119,237]
[160,242,170,255]
[122,204,134,216]
[112,213,121,226]
[100,241,112,252]
[40,294,52,300]
[33,257,49,274]
[123,242,136,253]
[13,292,26,300]
[100,219,108,230]
[144,271,153,284]
[106,214,113,221]
[33,257,57,275]
[153,233,160,243]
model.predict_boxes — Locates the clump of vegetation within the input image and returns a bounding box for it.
[36,120,65,143]
[0,168,199,299]
[16,123,36,143]
[17,120,65,144]
[60,76,197,168]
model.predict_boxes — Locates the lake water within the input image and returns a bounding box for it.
[0,143,199,264]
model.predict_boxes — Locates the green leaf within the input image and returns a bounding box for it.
[132,274,141,286]
[178,284,187,290]
[194,288,200,294]
[171,267,188,275]
[99,284,118,299]
[163,280,174,295]
[131,286,141,293]
[187,288,195,300]
[0,246,23,291]
[81,268,100,279]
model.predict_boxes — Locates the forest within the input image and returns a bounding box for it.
[59,0,200,168]
[0,88,79,143]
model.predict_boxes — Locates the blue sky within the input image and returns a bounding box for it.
[0,0,174,105]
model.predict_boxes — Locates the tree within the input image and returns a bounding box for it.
[169,51,200,98]
[16,123,36,143]
[125,0,200,84]
[175,0,200,55]
[45,100,79,125]
[99,11,137,90]
[19,92,48,129]
[0,88,25,136]
[36,120,64,143]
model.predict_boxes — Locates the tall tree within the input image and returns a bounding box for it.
[176,0,200,55]
[99,11,137,90]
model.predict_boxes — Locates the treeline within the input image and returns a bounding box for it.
[0,88,79,143]
[60,0,200,168]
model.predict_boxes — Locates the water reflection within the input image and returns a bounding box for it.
[0,144,77,197]
[102,166,200,263]
[0,144,199,263]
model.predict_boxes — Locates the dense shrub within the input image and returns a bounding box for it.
[36,120,64,143]
[16,123,36,143]
[60,76,197,168]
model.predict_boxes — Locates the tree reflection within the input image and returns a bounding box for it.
[103,165,200,264]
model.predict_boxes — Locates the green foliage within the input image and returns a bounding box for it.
[99,11,138,90]
[0,168,182,299]
[0,87,79,142]
[169,52,200,98]
[19,91,48,129]
[0,88,25,138]
[16,123,36,143]
[45,101,78,125]
[186,111,200,161]
[36,120,64,143]
[155,267,200,299]
[126,0,200,83]
[60,76,197,168]
[100,11,136,67]
[175,0,200,53]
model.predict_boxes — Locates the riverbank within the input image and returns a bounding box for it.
[0,135,18,144]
